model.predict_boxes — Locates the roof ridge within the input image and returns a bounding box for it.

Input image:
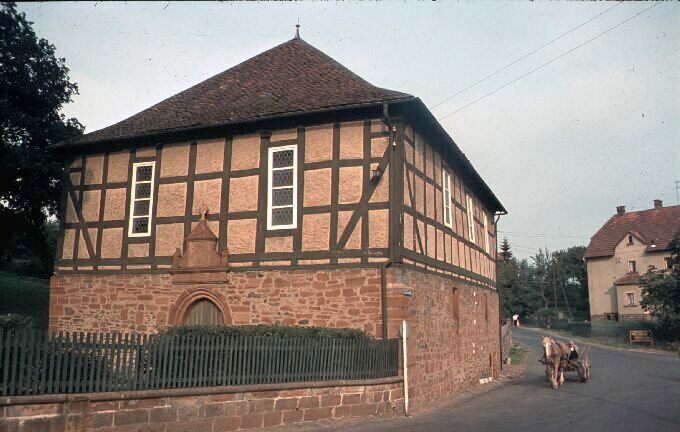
[62,36,411,146]
[585,204,680,259]
[291,38,377,91]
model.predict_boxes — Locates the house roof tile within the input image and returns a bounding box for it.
[53,36,506,213]
[585,204,680,259]
[63,37,411,146]
[613,272,640,286]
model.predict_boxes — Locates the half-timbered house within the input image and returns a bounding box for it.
[49,34,506,405]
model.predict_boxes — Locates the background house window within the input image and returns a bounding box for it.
[625,293,635,306]
[128,162,155,237]
[628,235,634,245]
[466,194,476,243]
[628,260,637,272]
[267,145,297,229]
[443,170,452,228]
[665,257,673,270]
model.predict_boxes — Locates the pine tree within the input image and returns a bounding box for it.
[499,237,513,260]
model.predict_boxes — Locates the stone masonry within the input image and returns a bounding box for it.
[385,266,501,408]
[49,268,384,336]
[0,380,403,432]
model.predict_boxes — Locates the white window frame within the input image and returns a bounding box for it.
[483,214,490,254]
[128,161,156,237]
[628,260,637,273]
[442,170,453,229]
[625,292,635,306]
[466,194,476,243]
[267,145,298,230]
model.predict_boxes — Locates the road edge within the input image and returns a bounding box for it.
[520,326,676,356]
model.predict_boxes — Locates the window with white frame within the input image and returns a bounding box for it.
[442,170,453,228]
[628,260,637,273]
[625,292,635,306]
[466,194,476,243]
[128,162,155,237]
[483,214,490,254]
[267,145,297,229]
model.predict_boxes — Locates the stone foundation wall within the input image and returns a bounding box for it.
[49,268,383,335]
[619,314,653,322]
[386,266,500,408]
[0,379,403,432]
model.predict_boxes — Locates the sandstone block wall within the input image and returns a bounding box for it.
[49,268,384,335]
[385,266,500,408]
[0,380,403,432]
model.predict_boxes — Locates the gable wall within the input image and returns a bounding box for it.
[587,235,669,318]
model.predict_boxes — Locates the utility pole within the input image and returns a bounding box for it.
[552,253,558,313]
[676,180,679,205]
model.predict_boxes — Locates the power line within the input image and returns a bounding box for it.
[437,2,661,121]
[428,2,622,111]
[499,231,589,239]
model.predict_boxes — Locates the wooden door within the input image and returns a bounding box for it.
[183,299,224,325]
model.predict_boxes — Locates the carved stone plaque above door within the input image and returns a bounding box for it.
[170,205,229,284]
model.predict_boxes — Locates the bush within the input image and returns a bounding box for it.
[158,324,371,340]
[536,308,556,319]
[0,313,35,331]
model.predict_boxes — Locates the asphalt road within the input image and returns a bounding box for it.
[319,327,680,432]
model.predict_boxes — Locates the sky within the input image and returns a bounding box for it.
[18,1,680,259]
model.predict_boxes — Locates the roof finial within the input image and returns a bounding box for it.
[294,20,300,39]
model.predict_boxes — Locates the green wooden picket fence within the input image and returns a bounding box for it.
[0,329,399,396]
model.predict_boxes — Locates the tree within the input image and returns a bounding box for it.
[552,246,590,319]
[499,237,513,260]
[640,231,680,339]
[0,3,82,275]
[497,239,540,318]
[531,248,552,310]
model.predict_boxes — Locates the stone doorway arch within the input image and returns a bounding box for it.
[169,287,232,325]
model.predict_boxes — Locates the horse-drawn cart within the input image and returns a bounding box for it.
[542,356,591,382]
[540,336,591,388]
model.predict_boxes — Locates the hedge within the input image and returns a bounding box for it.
[0,313,35,331]
[158,324,371,340]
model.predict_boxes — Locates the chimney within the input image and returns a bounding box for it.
[654,199,662,209]
[616,206,626,215]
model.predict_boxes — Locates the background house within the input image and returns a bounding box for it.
[49,35,505,407]
[585,200,680,321]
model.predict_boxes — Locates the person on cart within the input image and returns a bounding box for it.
[568,340,579,364]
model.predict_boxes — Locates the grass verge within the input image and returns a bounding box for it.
[508,344,528,365]
[0,270,50,331]
[525,324,675,353]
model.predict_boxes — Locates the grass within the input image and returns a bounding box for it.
[508,344,528,365]
[0,270,50,331]
[529,324,673,352]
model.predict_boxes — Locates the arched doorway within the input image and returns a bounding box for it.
[183,298,224,325]
[169,288,232,326]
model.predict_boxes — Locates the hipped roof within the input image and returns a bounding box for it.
[54,36,505,213]
[62,37,411,146]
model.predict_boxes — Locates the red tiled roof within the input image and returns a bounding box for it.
[585,204,680,259]
[613,272,640,286]
[61,37,412,146]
